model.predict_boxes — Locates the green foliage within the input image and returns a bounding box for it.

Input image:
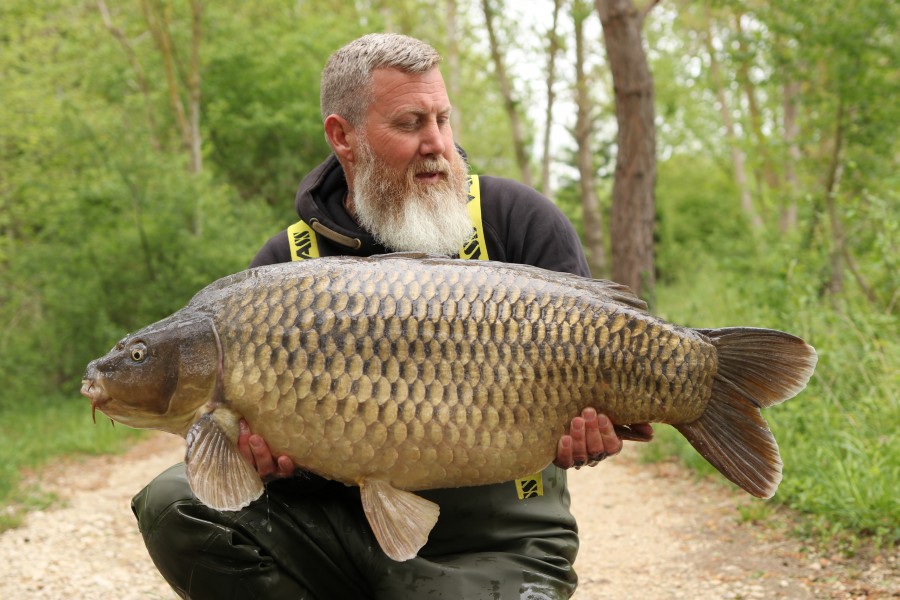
[645,1,898,549]
[202,4,361,206]
[1,0,896,552]
[654,155,754,285]
[650,169,899,544]
[0,0,281,407]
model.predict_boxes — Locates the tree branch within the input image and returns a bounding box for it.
[638,0,661,27]
[96,0,160,150]
[481,0,533,187]
[141,0,191,150]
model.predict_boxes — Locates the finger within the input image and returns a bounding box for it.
[570,416,588,466]
[554,436,574,469]
[581,408,604,457]
[276,455,295,477]
[237,419,255,467]
[249,434,276,478]
[596,413,623,456]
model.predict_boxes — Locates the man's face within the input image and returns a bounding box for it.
[359,67,457,177]
[348,68,473,255]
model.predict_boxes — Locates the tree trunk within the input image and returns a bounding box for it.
[188,0,203,175]
[825,96,846,297]
[446,0,463,146]
[540,0,563,198]
[780,78,801,231]
[96,0,160,151]
[574,0,607,276]
[703,15,762,229]
[733,12,779,207]
[481,0,533,187]
[140,0,203,174]
[596,0,657,298]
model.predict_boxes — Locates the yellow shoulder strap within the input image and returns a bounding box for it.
[287,218,320,261]
[287,175,487,262]
[460,174,489,261]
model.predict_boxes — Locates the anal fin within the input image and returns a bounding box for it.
[185,412,264,511]
[360,479,440,562]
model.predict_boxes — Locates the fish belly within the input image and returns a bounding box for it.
[212,257,716,491]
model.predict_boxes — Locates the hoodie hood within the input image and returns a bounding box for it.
[293,154,385,255]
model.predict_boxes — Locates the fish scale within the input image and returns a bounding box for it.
[82,252,817,561]
[207,258,708,490]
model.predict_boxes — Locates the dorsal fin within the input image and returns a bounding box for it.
[582,278,648,311]
[381,253,650,312]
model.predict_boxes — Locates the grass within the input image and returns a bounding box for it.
[0,394,145,531]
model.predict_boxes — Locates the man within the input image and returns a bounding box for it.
[133,33,651,599]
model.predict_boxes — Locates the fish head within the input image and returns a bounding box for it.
[81,313,220,434]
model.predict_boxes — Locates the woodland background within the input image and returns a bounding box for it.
[0,0,897,551]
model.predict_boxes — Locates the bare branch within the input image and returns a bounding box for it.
[187,0,203,174]
[540,0,563,197]
[703,11,762,229]
[96,0,160,150]
[574,0,607,275]
[481,0,533,187]
[638,0,661,27]
[141,0,191,150]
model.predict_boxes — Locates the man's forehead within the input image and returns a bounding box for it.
[370,68,450,113]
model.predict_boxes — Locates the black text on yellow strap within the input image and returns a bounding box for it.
[515,473,544,499]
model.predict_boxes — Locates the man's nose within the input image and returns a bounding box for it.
[418,119,446,157]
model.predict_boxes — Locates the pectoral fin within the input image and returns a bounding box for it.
[613,423,654,442]
[185,413,264,511]
[359,479,440,562]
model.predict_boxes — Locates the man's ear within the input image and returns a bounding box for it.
[324,114,356,164]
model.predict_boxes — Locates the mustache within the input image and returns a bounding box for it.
[413,158,449,176]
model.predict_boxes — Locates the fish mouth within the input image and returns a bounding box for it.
[80,378,111,424]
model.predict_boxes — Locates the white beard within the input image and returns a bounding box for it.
[351,141,473,256]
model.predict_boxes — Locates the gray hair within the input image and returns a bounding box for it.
[320,33,442,127]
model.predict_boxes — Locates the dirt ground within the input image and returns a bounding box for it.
[0,432,896,599]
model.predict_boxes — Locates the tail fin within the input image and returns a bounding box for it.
[674,328,817,498]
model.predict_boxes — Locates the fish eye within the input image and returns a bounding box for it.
[130,343,147,363]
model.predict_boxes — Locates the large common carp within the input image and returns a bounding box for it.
[81,253,817,560]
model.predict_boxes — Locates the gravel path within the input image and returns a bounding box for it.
[0,432,895,599]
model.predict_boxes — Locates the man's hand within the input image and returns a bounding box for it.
[237,419,295,480]
[553,408,654,469]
